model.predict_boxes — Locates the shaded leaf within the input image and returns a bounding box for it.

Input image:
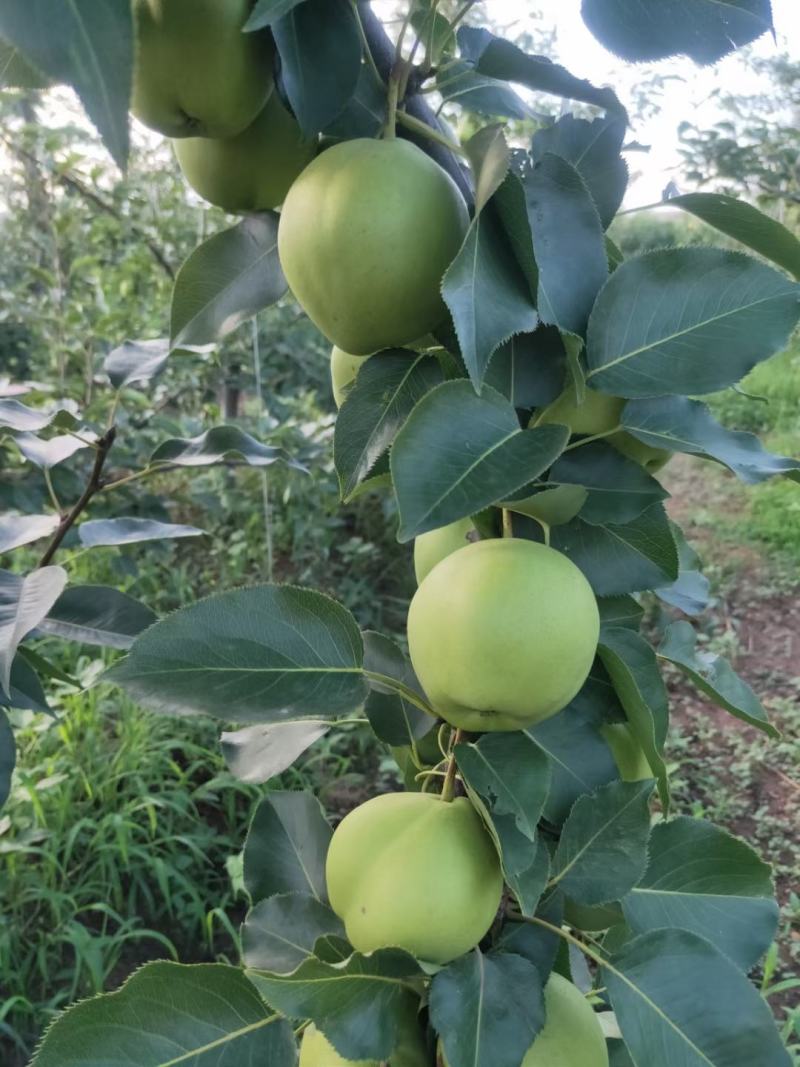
[171,215,286,348]
[550,441,668,525]
[0,566,66,692]
[363,631,435,746]
[150,425,295,469]
[324,64,386,139]
[586,249,800,398]
[12,431,91,469]
[466,124,510,213]
[436,60,531,120]
[107,585,368,723]
[40,585,156,650]
[495,893,565,983]
[77,518,204,548]
[598,595,643,631]
[242,892,344,974]
[243,790,331,905]
[0,708,15,807]
[104,338,170,389]
[0,654,50,713]
[392,382,569,541]
[622,816,779,972]
[221,721,329,784]
[244,0,306,29]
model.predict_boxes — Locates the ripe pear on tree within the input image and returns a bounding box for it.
[299,1024,378,1067]
[413,518,476,584]
[408,539,600,732]
[279,138,469,354]
[326,791,502,965]
[331,346,372,408]
[173,92,317,213]
[536,386,671,472]
[131,0,273,138]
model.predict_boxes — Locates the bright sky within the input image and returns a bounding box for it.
[430,0,799,205]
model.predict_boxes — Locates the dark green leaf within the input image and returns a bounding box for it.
[551,779,653,904]
[604,929,791,1067]
[392,382,569,541]
[622,396,799,483]
[363,631,435,746]
[494,168,539,299]
[0,708,15,807]
[0,37,51,88]
[104,338,171,389]
[77,518,204,548]
[244,0,306,29]
[107,585,368,723]
[0,0,132,168]
[0,513,59,553]
[170,215,286,348]
[654,524,710,616]
[0,566,67,693]
[150,425,295,469]
[0,654,50,713]
[242,893,345,973]
[436,60,531,120]
[466,124,510,213]
[248,950,421,1062]
[520,153,608,334]
[586,249,800,397]
[598,595,643,631]
[272,0,361,137]
[458,27,626,119]
[549,503,679,596]
[622,816,779,972]
[324,64,386,139]
[334,351,443,500]
[581,0,774,64]
[598,627,670,810]
[30,961,297,1067]
[495,894,564,982]
[484,330,560,409]
[221,721,329,784]
[657,620,775,736]
[243,790,331,905]
[0,399,73,432]
[442,205,538,389]
[40,585,156,650]
[550,442,668,525]
[532,115,628,229]
[430,950,545,1067]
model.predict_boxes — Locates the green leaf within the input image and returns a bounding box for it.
[272,0,361,137]
[581,0,775,64]
[622,816,779,972]
[107,585,368,723]
[0,566,67,693]
[657,620,775,737]
[458,27,626,119]
[494,169,539,299]
[0,708,14,808]
[30,961,297,1066]
[598,595,643,631]
[430,949,545,1067]
[0,1,133,169]
[598,627,670,811]
[1,654,50,713]
[586,249,800,397]
[248,950,421,1062]
[484,330,564,410]
[527,672,622,824]
[520,152,608,335]
[243,790,332,905]
[604,929,791,1067]
[435,60,531,120]
[621,396,800,483]
[654,525,710,617]
[550,442,669,525]
[0,36,51,88]
[456,733,550,914]
[221,721,329,784]
[77,518,204,548]
[549,503,679,596]
[242,892,345,974]
[392,382,569,541]
[442,204,539,390]
[244,0,306,29]
[0,513,59,553]
[324,64,386,139]
[334,351,443,500]
[532,115,628,229]
[551,779,653,905]
[150,425,296,469]
[0,399,74,432]
[39,585,156,650]
[495,893,565,982]
[12,431,91,469]
[170,215,286,348]
[363,631,435,746]
[665,192,800,281]
[104,338,171,389]
[466,124,511,213]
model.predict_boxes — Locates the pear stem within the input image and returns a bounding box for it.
[395,110,468,157]
[440,728,463,802]
[562,426,622,451]
[502,508,514,538]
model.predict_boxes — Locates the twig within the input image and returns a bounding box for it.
[38,427,116,566]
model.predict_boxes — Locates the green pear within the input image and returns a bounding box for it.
[442,973,608,1067]
[173,92,316,212]
[278,138,469,354]
[414,518,475,584]
[299,1024,377,1067]
[326,792,502,965]
[408,539,599,732]
[536,386,671,473]
[131,0,273,138]
[601,722,652,781]
[331,346,372,408]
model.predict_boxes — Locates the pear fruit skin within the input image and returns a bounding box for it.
[601,722,652,781]
[414,518,475,584]
[326,792,502,965]
[408,539,600,732]
[442,974,608,1067]
[131,0,273,138]
[299,1024,377,1067]
[173,93,316,212]
[331,346,372,408]
[278,138,469,354]
[537,386,671,473]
